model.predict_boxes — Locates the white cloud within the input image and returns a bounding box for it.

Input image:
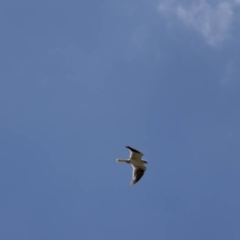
[158,0,240,46]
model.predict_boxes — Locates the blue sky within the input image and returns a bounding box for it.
[0,0,240,239]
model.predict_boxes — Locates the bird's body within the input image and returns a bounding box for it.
[117,146,148,185]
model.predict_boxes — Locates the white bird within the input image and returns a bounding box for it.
[117,146,148,185]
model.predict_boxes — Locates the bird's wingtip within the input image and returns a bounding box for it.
[125,146,142,154]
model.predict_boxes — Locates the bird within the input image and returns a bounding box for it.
[116,146,148,185]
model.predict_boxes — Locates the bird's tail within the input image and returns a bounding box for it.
[116,159,130,163]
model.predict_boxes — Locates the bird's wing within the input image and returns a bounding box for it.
[126,146,143,160]
[131,166,146,185]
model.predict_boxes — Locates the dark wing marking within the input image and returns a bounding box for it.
[126,146,142,154]
[131,167,145,185]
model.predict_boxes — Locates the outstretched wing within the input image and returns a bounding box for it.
[126,146,143,160]
[131,166,146,185]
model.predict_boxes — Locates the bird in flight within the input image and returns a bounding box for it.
[117,146,148,185]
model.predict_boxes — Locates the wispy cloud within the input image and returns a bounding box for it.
[158,0,240,46]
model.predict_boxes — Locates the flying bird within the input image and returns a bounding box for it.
[117,146,148,185]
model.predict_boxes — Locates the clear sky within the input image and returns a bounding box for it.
[1,1,240,239]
